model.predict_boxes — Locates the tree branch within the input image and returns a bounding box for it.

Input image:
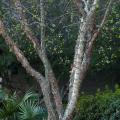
[40,0,63,118]
[0,20,44,81]
[63,0,113,119]
[13,0,44,60]
[0,20,57,120]
[13,0,63,118]
[62,0,98,120]
[86,0,113,54]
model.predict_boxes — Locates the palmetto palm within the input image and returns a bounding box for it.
[0,89,47,120]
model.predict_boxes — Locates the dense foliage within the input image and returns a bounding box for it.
[1,86,120,120]
[0,0,120,120]
[0,1,120,82]
[75,85,120,120]
[92,2,120,71]
[0,89,47,120]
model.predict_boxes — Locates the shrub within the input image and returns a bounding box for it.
[74,85,120,120]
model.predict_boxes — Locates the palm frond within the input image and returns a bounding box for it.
[0,93,19,120]
[18,100,47,120]
[21,90,39,103]
[0,89,48,120]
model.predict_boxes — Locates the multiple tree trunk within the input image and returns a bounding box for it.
[0,0,113,119]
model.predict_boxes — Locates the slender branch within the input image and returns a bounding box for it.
[40,0,63,118]
[82,0,89,13]
[80,0,113,76]
[40,0,45,50]
[0,19,57,120]
[13,0,44,60]
[0,21,44,82]
[86,0,113,52]
[74,0,87,17]
[13,0,63,118]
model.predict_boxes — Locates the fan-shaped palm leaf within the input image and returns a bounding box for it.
[0,92,19,120]
[18,100,47,120]
[21,90,39,103]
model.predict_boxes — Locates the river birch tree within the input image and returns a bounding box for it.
[0,0,113,119]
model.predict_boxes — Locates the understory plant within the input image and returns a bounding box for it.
[0,89,47,120]
[74,85,120,120]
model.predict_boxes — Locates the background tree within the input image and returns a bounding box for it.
[0,0,114,120]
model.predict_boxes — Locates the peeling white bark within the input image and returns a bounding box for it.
[63,0,113,119]
[63,1,98,120]
[0,0,113,119]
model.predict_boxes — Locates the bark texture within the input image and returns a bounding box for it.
[0,0,113,119]
[0,20,57,120]
[14,0,63,119]
[63,0,113,119]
